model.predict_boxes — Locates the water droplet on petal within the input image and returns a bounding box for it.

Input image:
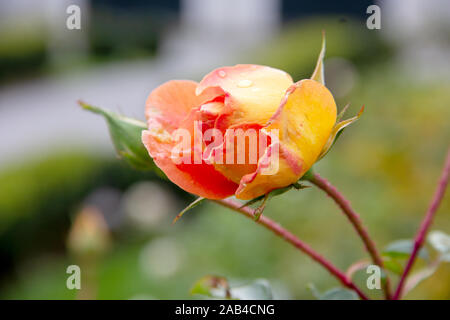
[237,79,253,88]
[218,70,226,78]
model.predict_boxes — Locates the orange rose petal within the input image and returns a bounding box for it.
[143,80,238,199]
[211,122,263,184]
[235,142,303,200]
[196,64,293,127]
[145,80,218,129]
[236,79,337,200]
[142,126,238,199]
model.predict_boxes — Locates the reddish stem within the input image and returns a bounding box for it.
[393,149,450,300]
[309,173,391,299]
[214,198,369,300]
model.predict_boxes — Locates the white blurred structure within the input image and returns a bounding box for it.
[0,0,89,65]
[162,0,281,67]
[44,0,90,66]
[181,0,280,38]
[379,0,450,80]
[1,0,448,166]
[140,238,184,279]
[0,0,282,166]
[122,182,176,231]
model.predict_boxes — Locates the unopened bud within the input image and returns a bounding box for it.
[67,206,110,256]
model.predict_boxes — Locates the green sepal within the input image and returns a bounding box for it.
[240,183,309,221]
[311,31,326,85]
[317,105,364,160]
[79,101,157,171]
[172,197,205,224]
[299,167,315,181]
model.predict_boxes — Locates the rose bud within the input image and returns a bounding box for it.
[140,37,353,200]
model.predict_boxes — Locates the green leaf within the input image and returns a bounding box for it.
[346,259,392,282]
[240,182,309,220]
[346,259,370,279]
[403,262,440,296]
[229,279,274,300]
[399,230,450,296]
[308,284,359,300]
[319,288,359,300]
[310,31,326,85]
[383,257,404,275]
[190,275,231,299]
[306,283,322,299]
[79,101,158,172]
[428,230,450,254]
[383,239,429,261]
[317,105,364,160]
[190,276,274,300]
[172,197,205,224]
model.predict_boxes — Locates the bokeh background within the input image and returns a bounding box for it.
[0,0,449,299]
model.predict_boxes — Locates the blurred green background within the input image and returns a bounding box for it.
[0,0,449,300]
